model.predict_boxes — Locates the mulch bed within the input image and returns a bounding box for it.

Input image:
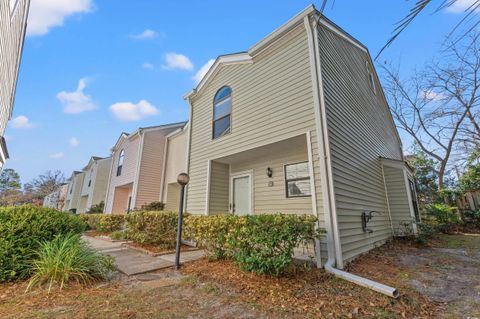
[182,248,438,318]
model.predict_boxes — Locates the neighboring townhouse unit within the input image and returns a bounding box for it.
[184,5,419,270]
[77,156,112,213]
[0,0,30,169]
[104,122,187,214]
[64,171,85,213]
[160,124,188,211]
[43,183,68,211]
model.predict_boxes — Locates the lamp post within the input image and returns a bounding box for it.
[175,172,189,270]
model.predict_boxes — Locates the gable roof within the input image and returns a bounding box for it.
[82,156,111,171]
[110,121,188,152]
[184,4,368,101]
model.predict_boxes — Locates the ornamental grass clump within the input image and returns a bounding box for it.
[27,234,115,293]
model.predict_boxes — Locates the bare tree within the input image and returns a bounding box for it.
[29,170,65,198]
[377,0,480,59]
[381,33,480,194]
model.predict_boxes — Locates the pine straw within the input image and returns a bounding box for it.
[182,244,439,318]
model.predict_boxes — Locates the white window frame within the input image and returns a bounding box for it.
[366,61,377,95]
[284,161,312,198]
[9,0,19,16]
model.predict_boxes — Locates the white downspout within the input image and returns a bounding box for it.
[306,8,399,299]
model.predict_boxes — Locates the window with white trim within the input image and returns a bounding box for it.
[285,162,311,198]
[116,150,125,176]
[9,0,18,15]
[366,61,376,95]
[213,86,232,139]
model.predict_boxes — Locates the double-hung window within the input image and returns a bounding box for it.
[117,150,125,176]
[285,162,311,198]
[213,86,232,139]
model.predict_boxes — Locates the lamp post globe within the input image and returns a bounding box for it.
[177,173,189,186]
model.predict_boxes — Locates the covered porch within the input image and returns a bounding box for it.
[112,182,134,214]
[206,135,316,216]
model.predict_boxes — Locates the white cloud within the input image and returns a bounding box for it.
[162,53,194,71]
[69,137,80,146]
[109,100,160,121]
[27,0,93,36]
[10,115,33,129]
[130,29,157,40]
[422,90,447,101]
[57,78,96,114]
[446,0,480,13]
[49,152,65,159]
[193,59,215,84]
[142,62,154,70]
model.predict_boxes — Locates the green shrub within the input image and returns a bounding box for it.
[124,211,179,248]
[79,214,124,233]
[185,214,322,276]
[463,210,480,229]
[0,205,86,282]
[87,201,105,214]
[416,221,437,244]
[184,214,242,260]
[230,214,321,276]
[427,204,459,232]
[140,201,165,211]
[27,234,115,292]
[110,230,126,241]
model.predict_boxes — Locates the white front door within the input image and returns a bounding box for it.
[232,175,251,215]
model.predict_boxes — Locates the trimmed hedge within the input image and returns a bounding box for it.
[0,205,86,282]
[79,214,124,233]
[124,211,180,248]
[184,214,322,276]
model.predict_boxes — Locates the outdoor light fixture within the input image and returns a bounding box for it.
[177,172,190,186]
[175,172,189,270]
[266,167,273,178]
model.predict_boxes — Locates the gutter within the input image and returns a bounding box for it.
[306,5,399,299]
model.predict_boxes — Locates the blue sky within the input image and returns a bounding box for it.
[6,0,474,183]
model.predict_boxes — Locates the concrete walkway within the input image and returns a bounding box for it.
[83,235,204,276]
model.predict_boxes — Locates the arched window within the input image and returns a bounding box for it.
[213,86,232,139]
[116,149,125,176]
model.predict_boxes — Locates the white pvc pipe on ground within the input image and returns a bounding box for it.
[324,258,399,299]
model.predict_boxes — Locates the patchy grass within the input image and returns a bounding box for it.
[1,233,478,318]
[430,233,480,252]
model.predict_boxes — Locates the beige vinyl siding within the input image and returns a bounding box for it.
[0,0,28,139]
[135,128,176,209]
[165,183,181,211]
[317,25,403,262]
[105,136,141,213]
[209,161,229,215]
[383,166,412,233]
[163,129,188,185]
[90,158,111,208]
[68,173,85,212]
[230,141,312,215]
[187,22,323,218]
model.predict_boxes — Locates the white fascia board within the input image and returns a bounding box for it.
[249,4,317,55]
[185,53,253,100]
[318,18,368,53]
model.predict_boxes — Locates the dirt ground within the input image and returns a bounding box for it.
[0,233,478,319]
